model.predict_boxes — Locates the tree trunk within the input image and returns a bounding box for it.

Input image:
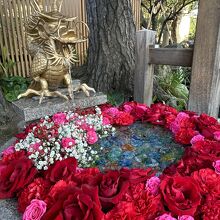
[171,17,178,44]
[161,28,169,47]
[86,0,136,95]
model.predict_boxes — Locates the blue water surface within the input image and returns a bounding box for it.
[93,122,184,173]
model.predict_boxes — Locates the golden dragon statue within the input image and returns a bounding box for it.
[18,0,95,104]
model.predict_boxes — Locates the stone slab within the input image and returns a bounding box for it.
[0,199,21,220]
[11,92,107,122]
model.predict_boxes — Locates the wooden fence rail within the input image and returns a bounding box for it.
[0,0,141,77]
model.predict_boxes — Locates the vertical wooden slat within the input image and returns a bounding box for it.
[12,0,26,77]
[0,1,10,76]
[18,0,30,76]
[8,0,22,76]
[134,30,156,105]
[3,0,18,75]
[188,0,220,117]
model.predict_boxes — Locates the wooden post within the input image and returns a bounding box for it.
[188,0,220,118]
[134,29,156,105]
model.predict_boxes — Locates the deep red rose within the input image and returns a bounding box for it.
[18,178,51,212]
[172,148,213,176]
[99,103,113,111]
[94,170,130,211]
[73,167,100,186]
[1,150,26,163]
[195,113,220,139]
[124,182,164,220]
[201,198,220,220]
[120,167,155,184]
[143,103,178,126]
[191,140,220,162]
[0,155,38,199]
[174,128,198,145]
[104,201,136,220]
[24,123,37,134]
[42,184,104,220]
[164,113,177,129]
[160,175,201,216]
[191,168,220,196]
[124,182,145,201]
[45,180,73,209]
[120,102,149,121]
[44,157,77,183]
[115,112,134,126]
[134,191,164,220]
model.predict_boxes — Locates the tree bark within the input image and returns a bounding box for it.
[86,0,136,95]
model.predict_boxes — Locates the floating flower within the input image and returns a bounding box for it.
[86,130,98,145]
[52,112,67,124]
[23,199,47,220]
[214,131,220,141]
[1,146,15,157]
[190,134,205,145]
[61,137,76,148]
[105,107,119,117]
[213,160,220,175]
[178,215,194,220]
[146,176,161,196]
[155,213,177,220]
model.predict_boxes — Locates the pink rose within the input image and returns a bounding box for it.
[178,216,194,220]
[123,104,133,113]
[87,130,98,144]
[23,199,47,220]
[102,117,111,125]
[52,112,67,124]
[145,176,161,196]
[1,146,15,157]
[190,134,205,145]
[61,138,76,148]
[170,112,189,134]
[213,160,220,174]
[156,213,177,220]
[105,107,119,117]
[29,142,42,151]
[214,131,220,141]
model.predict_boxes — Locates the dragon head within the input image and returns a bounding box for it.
[27,0,88,45]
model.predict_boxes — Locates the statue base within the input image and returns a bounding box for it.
[12,92,107,122]
[11,86,107,122]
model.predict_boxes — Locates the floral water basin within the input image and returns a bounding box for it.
[94,122,184,173]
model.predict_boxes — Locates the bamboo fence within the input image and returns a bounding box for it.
[0,0,141,77]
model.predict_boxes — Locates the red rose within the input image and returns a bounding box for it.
[104,201,136,220]
[94,170,130,211]
[125,183,164,219]
[0,154,38,199]
[18,178,51,212]
[42,184,104,220]
[160,175,201,216]
[191,140,220,162]
[120,167,155,184]
[120,102,149,121]
[201,198,220,220]
[144,103,178,126]
[174,128,198,145]
[195,113,220,139]
[115,112,134,126]
[73,167,100,186]
[191,168,220,196]
[44,157,77,183]
[133,191,164,220]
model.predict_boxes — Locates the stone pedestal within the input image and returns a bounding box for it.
[11,91,107,122]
